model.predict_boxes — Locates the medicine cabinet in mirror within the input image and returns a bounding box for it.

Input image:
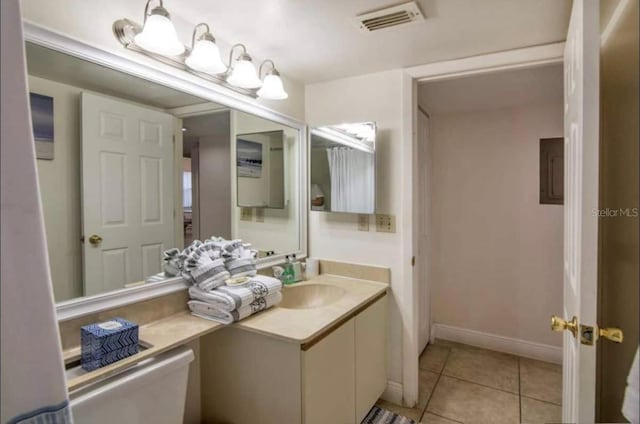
[23,34,306,312]
[310,123,376,214]
[236,130,286,209]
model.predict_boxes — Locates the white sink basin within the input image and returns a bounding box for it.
[279,284,346,309]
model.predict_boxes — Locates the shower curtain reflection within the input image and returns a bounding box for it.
[326,147,375,213]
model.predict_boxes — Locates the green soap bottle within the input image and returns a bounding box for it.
[282,255,296,285]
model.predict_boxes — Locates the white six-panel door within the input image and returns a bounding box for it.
[81,92,175,296]
[562,0,600,422]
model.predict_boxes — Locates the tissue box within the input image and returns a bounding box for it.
[81,317,139,371]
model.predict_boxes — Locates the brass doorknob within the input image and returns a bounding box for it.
[88,234,103,246]
[599,327,624,343]
[551,315,578,338]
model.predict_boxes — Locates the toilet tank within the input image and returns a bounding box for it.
[69,346,194,424]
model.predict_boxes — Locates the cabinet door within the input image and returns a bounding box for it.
[355,296,388,422]
[302,319,355,424]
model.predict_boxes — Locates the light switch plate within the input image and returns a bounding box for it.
[357,214,370,231]
[240,207,253,221]
[375,214,396,233]
[255,208,265,222]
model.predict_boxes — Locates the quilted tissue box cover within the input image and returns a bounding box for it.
[81,317,139,371]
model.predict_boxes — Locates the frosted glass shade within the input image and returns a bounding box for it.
[257,73,288,100]
[134,14,185,56]
[227,58,262,89]
[185,39,227,75]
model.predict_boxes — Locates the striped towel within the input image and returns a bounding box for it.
[188,275,282,311]
[188,291,282,324]
[362,406,415,424]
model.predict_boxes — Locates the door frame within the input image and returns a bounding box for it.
[399,42,565,406]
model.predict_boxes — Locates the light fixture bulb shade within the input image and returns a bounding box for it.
[257,73,288,100]
[227,58,262,89]
[134,13,185,56]
[185,39,227,74]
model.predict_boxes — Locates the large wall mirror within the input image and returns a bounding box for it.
[24,40,305,308]
[310,123,376,214]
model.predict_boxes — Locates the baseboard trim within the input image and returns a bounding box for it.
[380,380,403,405]
[431,323,562,364]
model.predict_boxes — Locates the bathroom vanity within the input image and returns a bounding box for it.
[200,275,388,424]
[58,261,389,423]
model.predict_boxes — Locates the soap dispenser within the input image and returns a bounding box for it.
[281,255,296,285]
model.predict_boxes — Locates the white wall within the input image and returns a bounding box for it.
[185,112,232,240]
[306,70,410,388]
[29,75,84,302]
[20,0,305,122]
[428,102,564,347]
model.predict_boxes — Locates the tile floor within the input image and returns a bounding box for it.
[376,340,562,424]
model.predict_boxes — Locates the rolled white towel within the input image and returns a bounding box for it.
[188,291,282,324]
[188,275,282,311]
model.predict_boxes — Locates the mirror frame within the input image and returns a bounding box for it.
[23,22,308,321]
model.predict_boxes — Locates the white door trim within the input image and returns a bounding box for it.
[405,42,565,83]
[401,42,568,407]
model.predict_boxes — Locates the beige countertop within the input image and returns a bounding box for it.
[64,272,388,391]
[235,274,388,344]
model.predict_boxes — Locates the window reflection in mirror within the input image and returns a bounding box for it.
[310,123,376,214]
[25,42,302,303]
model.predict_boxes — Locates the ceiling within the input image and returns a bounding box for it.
[174,0,572,83]
[418,63,563,114]
[25,42,213,109]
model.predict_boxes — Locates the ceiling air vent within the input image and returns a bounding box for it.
[355,1,424,33]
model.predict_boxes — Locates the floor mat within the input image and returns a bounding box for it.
[361,405,416,424]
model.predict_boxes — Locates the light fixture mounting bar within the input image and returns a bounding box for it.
[112,18,258,98]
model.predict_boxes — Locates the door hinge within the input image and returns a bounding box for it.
[411,256,415,266]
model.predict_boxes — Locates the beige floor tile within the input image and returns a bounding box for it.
[520,358,562,405]
[419,344,450,373]
[442,346,519,393]
[521,397,562,423]
[416,369,440,411]
[376,399,423,422]
[420,412,460,423]
[427,376,520,424]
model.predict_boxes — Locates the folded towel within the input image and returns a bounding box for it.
[623,347,639,424]
[226,257,257,278]
[188,291,282,324]
[162,248,182,276]
[188,275,282,312]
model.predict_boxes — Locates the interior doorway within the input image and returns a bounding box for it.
[405,63,567,423]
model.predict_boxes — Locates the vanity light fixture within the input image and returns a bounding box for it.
[311,127,375,154]
[133,0,185,56]
[226,44,263,89]
[113,3,288,100]
[185,23,227,75]
[257,60,288,100]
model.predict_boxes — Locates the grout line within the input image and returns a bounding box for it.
[419,346,452,422]
[520,394,562,407]
[518,357,522,423]
[426,411,464,424]
[439,374,520,396]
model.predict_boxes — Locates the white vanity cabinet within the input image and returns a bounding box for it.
[200,295,387,424]
[302,319,355,424]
